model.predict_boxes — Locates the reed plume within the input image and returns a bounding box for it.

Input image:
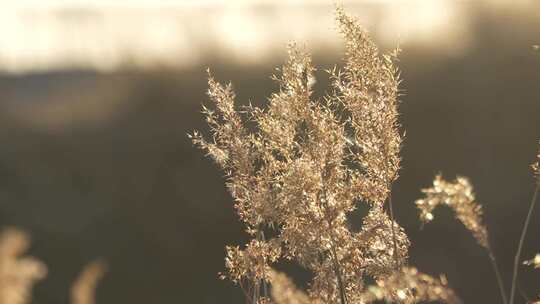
[192,6,459,304]
[415,175,489,249]
[415,175,508,303]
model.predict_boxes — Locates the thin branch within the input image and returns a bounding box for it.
[319,168,347,304]
[261,231,268,300]
[330,243,348,304]
[252,280,260,304]
[509,185,538,304]
[517,280,531,303]
[250,230,268,304]
[323,206,347,304]
[487,249,508,304]
[388,193,401,269]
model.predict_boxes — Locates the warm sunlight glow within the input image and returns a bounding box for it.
[0,0,537,73]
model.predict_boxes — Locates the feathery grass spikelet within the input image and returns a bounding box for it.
[332,6,402,206]
[359,267,461,304]
[223,239,281,284]
[415,175,489,249]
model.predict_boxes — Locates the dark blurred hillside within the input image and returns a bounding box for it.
[0,5,539,304]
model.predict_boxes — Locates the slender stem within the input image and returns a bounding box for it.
[252,280,260,304]
[487,249,508,304]
[252,229,267,304]
[509,185,538,304]
[240,280,251,304]
[261,231,268,299]
[388,194,401,269]
[323,212,347,304]
[317,172,347,304]
[262,278,268,300]
[330,243,348,304]
[517,280,531,303]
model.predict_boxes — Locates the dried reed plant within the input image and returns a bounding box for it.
[192,6,462,304]
[193,4,540,304]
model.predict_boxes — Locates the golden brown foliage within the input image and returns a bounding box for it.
[0,228,47,304]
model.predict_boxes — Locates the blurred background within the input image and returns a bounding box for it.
[1,0,540,303]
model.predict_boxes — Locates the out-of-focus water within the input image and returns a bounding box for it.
[1,0,538,72]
